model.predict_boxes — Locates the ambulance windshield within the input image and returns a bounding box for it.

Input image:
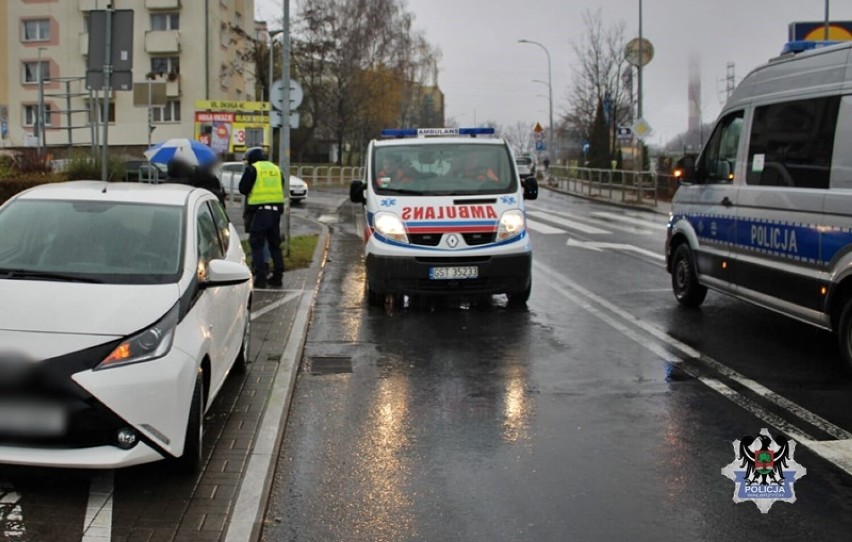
[373,144,517,196]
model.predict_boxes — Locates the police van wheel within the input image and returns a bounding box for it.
[671,244,707,307]
[836,298,852,374]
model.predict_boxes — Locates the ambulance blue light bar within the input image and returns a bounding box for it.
[380,127,496,138]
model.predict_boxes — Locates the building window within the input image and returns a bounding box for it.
[22,19,51,42]
[150,56,180,76]
[23,104,52,127]
[236,89,242,100]
[153,100,181,123]
[22,61,49,84]
[220,64,229,89]
[220,22,229,47]
[151,13,179,31]
[87,101,115,123]
[235,12,243,29]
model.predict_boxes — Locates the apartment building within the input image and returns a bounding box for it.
[2,0,256,153]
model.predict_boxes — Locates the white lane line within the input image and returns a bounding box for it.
[251,291,303,320]
[0,484,25,538]
[535,262,852,475]
[526,219,565,235]
[526,211,610,235]
[565,239,665,262]
[82,470,113,542]
[533,207,653,235]
[591,211,668,231]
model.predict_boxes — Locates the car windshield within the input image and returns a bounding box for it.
[373,143,516,196]
[0,199,185,285]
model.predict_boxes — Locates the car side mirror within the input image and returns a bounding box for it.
[673,156,697,184]
[522,176,538,200]
[349,179,366,203]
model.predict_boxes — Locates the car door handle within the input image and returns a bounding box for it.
[721,196,733,207]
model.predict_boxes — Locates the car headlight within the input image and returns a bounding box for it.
[496,210,526,241]
[374,212,408,243]
[96,303,179,370]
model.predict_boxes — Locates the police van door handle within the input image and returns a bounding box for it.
[721,196,733,207]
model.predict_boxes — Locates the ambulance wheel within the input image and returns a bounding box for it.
[507,281,531,306]
[836,297,852,374]
[367,286,385,307]
[671,244,707,308]
[175,372,204,474]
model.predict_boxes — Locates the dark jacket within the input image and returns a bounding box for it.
[194,165,227,207]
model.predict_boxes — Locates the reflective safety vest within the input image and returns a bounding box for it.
[247,161,285,205]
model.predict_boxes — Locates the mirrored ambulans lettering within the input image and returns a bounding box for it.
[751,224,798,253]
[401,206,498,221]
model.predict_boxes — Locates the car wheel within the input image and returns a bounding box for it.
[175,371,204,474]
[671,244,707,307]
[507,281,531,306]
[234,305,250,373]
[836,297,852,374]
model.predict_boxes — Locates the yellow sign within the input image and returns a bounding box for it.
[533,122,544,133]
[194,100,270,112]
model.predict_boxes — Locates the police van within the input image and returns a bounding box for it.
[350,127,538,306]
[666,40,852,370]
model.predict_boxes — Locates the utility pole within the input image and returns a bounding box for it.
[101,3,113,182]
[825,0,830,40]
[37,47,47,156]
[279,1,291,255]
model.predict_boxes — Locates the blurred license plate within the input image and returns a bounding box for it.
[429,266,478,280]
[0,401,66,436]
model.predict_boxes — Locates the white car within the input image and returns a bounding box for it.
[0,181,252,471]
[216,161,309,204]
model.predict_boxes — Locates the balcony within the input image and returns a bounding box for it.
[145,30,180,54]
[78,0,98,10]
[146,0,181,8]
[166,76,181,97]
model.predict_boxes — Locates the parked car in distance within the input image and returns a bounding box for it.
[123,160,167,183]
[0,181,252,471]
[216,161,309,204]
[515,156,536,178]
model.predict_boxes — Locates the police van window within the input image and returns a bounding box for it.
[699,111,743,184]
[746,96,840,189]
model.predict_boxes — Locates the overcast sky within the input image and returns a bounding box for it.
[256,0,852,145]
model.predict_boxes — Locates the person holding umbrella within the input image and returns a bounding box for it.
[239,147,284,289]
[146,138,226,208]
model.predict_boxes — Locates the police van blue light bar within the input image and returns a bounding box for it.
[781,40,840,54]
[380,127,496,138]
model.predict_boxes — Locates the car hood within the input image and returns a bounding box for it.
[0,281,179,337]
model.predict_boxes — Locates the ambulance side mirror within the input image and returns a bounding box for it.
[522,176,538,200]
[349,179,366,204]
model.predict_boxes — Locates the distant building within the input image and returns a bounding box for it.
[2,0,257,154]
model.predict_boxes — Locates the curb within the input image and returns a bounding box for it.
[223,222,331,542]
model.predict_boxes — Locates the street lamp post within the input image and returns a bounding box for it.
[36,47,47,156]
[267,29,283,163]
[518,39,553,164]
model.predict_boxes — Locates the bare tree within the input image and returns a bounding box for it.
[562,9,631,159]
[500,122,535,156]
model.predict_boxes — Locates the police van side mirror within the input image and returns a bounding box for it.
[522,176,538,200]
[673,155,697,184]
[349,179,366,204]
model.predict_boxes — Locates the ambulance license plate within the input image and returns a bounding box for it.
[429,266,478,280]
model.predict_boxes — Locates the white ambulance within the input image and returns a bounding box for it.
[350,127,539,306]
[666,40,852,371]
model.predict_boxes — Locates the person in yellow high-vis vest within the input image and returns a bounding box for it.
[239,147,285,289]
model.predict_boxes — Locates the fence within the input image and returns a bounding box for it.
[292,165,363,186]
[547,166,682,208]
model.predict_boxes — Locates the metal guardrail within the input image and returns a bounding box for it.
[548,166,671,208]
[293,165,363,186]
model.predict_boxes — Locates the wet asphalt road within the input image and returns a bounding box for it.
[262,189,852,541]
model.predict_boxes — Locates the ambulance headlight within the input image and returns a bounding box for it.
[96,304,179,370]
[374,212,408,243]
[497,210,525,241]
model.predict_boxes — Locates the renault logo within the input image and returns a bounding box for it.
[447,234,459,248]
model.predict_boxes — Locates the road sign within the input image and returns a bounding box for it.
[533,122,544,133]
[270,110,300,129]
[0,121,7,139]
[616,126,632,140]
[632,118,653,141]
[271,79,304,111]
[86,10,134,91]
[535,140,545,151]
[625,37,654,67]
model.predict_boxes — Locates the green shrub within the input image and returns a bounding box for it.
[12,149,51,174]
[65,152,126,181]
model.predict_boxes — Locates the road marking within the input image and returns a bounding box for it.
[532,207,654,234]
[565,238,665,262]
[82,471,113,542]
[535,261,852,475]
[591,211,668,231]
[251,291,303,320]
[526,219,565,235]
[526,211,610,235]
[0,484,25,538]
